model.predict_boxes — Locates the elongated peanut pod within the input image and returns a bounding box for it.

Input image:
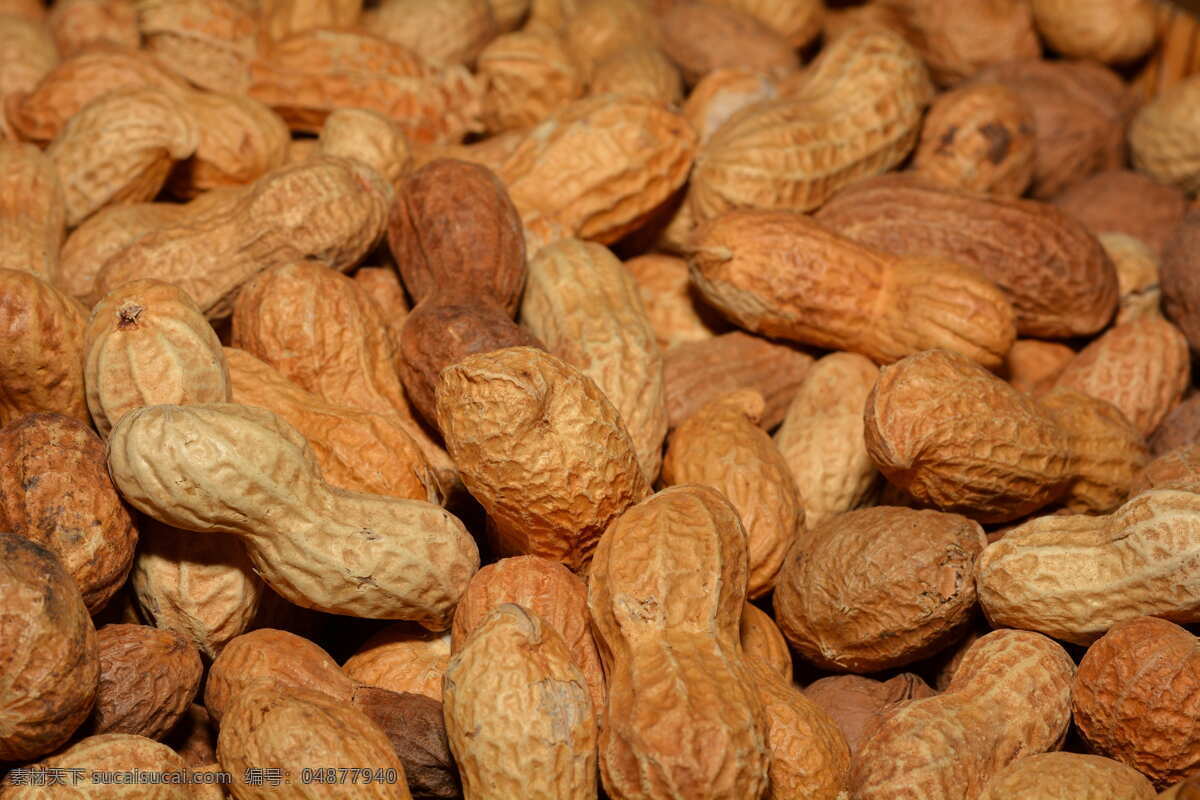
[106,403,479,627]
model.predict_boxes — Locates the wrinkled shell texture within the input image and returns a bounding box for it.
[803,673,937,756]
[0,533,98,762]
[588,485,770,800]
[92,623,202,739]
[450,556,606,721]
[443,604,597,800]
[0,268,89,426]
[624,253,728,350]
[1130,74,1200,194]
[436,347,649,572]
[106,403,478,625]
[5,733,193,799]
[739,602,792,680]
[978,751,1156,799]
[1032,0,1158,64]
[205,628,355,724]
[685,26,933,222]
[84,279,231,437]
[343,624,452,701]
[1052,169,1187,258]
[814,174,1120,338]
[851,629,1075,799]
[217,684,413,800]
[521,238,667,484]
[1163,211,1200,350]
[0,141,64,281]
[662,390,800,598]
[775,506,986,672]
[1073,616,1200,787]
[0,413,136,613]
[865,349,1073,523]
[657,1,799,85]
[977,489,1200,644]
[774,351,880,528]
[477,22,582,133]
[687,210,1016,369]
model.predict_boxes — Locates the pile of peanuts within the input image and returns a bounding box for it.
[3,0,1200,798]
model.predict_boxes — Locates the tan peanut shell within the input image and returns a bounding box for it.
[247,29,484,143]
[316,108,412,188]
[1162,210,1200,351]
[814,174,1120,339]
[1131,443,1200,495]
[775,352,880,528]
[1101,233,1162,324]
[1005,339,1076,395]
[1052,314,1190,437]
[258,0,361,42]
[498,93,697,245]
[205,628,356,725]
[131,519,264,659]
[624,253,728,350]
[588,485,770,800]
[84,279,231,437]
[680,68,778,147]
[521,238,667,483]
[217,684,413,800]
[0,268,89,426]
[93,157,391,320]
[136,0,258,95]
[776,506,986,672]
[4,733,193,799]
[437,347,650,572]
[1073,616,1200,788]
[977,487,1200,644]
[562,0,659,78]
[684,26,933,224]
[92,623,202,740]
[911,82,1036,197]
[0,413,137,614]
[1037,387,1149,514]
[225,347,436,502]
[1031,0,1158,64]
[658,1,799,86]
[0,533,99,762]
[477,21,583,134]
[664,331,812,430]
[107,402,479,625]
[687,210,1017,369]
[343,624,451,701]
[41,0,130,50]
[353,266,410,346]
[708,0,822,47]
[0,141,65,281]
[662,390,800,597]
[865,349,1073,523]
[46,86,198,227]
[443,604,597,800]
[1152,393,1200,457]
[589,45,683,107]
[0,15,57,140]
[168,91,290,198]
[851,629,1075,799]
[978,751,1156,799]
[450,556,606,722]
[1131,76,1200,196]
[362,0,496,67]
[740,603,792,680]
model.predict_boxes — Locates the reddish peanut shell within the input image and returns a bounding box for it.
[658,1,799,85]
[349,687,459,800]
[0,269,88,426]
[205,628,356,725]
[740,603,792,681]
[775,506,986,672]
[343,624,451,701]
[217,684,413,800]
[1157,210,1200,350]
[0,413,137,614]
[624,253,729,350]
[92,624,202,740]
[1004,339,1075,395]
[1052,170,1187,258]
[663,389,800,597]
[0,534,99,762]
[804,673,937,756]
[850,629,1075,799]
[1052,314,1190,437]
